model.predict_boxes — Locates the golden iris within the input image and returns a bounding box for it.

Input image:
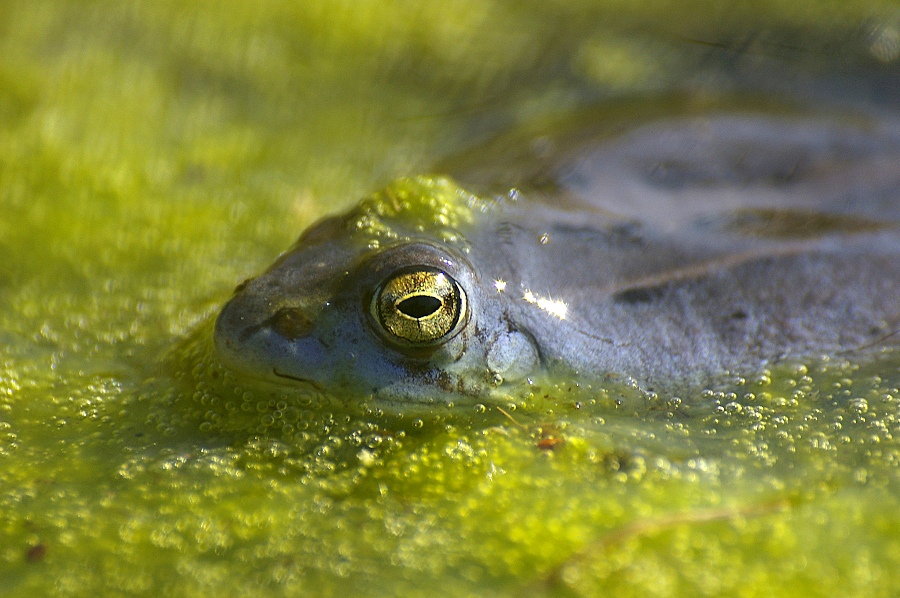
[372,267,466,345]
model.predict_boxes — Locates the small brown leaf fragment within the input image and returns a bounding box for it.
[26,543,47,563]
[536,425,565,451]
[495,407,565,450]
[536,436,565,451]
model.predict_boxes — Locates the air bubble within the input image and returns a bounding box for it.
[848,398,869,414]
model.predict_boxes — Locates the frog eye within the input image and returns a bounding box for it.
[371,267,467,346]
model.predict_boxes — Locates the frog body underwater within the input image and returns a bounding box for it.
[215,107,900,405]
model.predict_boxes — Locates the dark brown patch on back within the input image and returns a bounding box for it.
[706,208,887,239]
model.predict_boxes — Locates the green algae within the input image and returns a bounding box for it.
[7,334,899,596]
[1,1,899,596]
[348,176,487,247]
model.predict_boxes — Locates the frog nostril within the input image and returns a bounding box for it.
[269,307,313,340]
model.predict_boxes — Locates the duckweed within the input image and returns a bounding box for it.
[2,1,899,596]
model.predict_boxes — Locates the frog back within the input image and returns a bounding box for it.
[447,105,900,388]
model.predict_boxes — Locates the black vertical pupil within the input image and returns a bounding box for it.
[397,295,442,319]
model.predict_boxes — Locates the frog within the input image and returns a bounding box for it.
[214,105,900,406]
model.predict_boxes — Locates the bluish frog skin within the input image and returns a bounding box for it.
[214,109,900,406]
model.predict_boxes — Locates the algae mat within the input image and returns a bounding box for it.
[1,1,899,596]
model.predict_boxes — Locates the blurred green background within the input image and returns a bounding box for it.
[1,1,899,596]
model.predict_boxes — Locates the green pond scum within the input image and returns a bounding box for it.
[1,0,899,596]
[349,176,484,245]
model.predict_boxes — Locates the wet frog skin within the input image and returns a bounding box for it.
[215,109,900,405]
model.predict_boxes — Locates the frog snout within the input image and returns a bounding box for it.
[214,298,315,347]
[266,307,313,340]
[214,294,331,383]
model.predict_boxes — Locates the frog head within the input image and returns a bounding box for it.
[214,176,540,406]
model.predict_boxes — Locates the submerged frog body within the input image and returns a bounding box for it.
[215,108,900,405]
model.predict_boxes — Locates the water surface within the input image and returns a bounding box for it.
[1,1,899,595]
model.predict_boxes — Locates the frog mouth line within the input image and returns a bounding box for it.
[272,368,325,391]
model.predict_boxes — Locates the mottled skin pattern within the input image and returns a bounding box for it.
[215,109,900,405]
